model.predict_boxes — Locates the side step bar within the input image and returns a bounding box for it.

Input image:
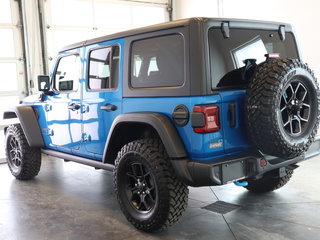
[41,149,114,171]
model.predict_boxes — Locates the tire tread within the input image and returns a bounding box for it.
[5,124,41,180]
[113,138,189,232]
[246,59,320,158]
[245,169,293,193]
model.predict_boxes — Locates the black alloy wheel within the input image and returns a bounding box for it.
[123,161,158,215]
[7,133,23,172]
[280,80,311,137]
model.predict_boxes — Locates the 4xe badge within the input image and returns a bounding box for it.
[209,139,223,149]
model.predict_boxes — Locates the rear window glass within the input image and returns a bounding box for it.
[209,28,299,89]
[130,34,184,88]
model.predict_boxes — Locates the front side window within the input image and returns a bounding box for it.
[209,28,299,88]
[131,34,184,88]
[54,54,80,91]
[89,46,119,90]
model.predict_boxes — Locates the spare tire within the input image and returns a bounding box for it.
[246,58,320,158]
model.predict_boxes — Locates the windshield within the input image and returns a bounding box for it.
[209,28,299,89]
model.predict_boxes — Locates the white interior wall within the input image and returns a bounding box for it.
[173,0,221,18]
[173,0,320,77]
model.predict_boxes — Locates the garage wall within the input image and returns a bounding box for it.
[173,0,320,78]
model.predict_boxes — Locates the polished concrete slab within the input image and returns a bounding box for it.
[0,154,320,240]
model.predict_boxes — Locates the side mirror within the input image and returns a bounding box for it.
[37,75,50,91]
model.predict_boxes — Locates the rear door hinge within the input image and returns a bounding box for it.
[81,104,89,113]
[221,21,230,39]
[45,104,52,112]
[81,133,91,142]
[279,25,285,41]
[42,128,54,136]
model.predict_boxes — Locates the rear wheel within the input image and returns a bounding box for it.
[5,124,41,180]
[245,168,293,193]
[113,139,189,232]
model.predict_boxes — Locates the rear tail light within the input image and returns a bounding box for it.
[192,105,220,133]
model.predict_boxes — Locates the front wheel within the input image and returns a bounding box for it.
[113,139,189,232]
[5,124,41,180]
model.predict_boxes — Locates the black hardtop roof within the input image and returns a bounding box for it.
[60,17,292,52]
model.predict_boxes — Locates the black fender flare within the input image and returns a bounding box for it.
[103,113,188,160]
[3,106,44,147]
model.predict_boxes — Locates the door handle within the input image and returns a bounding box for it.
[228,104,236,128]
[68,104,80,110]
[100,104,117,111]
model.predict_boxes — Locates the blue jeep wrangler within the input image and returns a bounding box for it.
[3,18,320,232]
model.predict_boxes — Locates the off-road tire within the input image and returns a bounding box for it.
[5,124,41,180]
[246,59,320,158]
[113,138,189,232]
[245,168,293,193]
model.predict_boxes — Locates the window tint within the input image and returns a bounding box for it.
[89,46,119,90]
[131,34,184,88]
[209,28,299,88]
[54,54,80,91]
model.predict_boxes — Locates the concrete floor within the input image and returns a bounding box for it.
[0,155,320,240]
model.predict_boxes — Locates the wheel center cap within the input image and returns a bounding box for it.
[289,99,302,114]
[136,179,145,191]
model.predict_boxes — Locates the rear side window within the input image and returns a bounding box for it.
[54,54,80,92]
[130,34,184,88]
[89,45,119,90]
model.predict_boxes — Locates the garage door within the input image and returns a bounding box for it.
[0,0,27,116]
[0,0,26,160]
[43,0,169,70]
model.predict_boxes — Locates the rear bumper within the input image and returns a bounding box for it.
[172,137,320,187]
